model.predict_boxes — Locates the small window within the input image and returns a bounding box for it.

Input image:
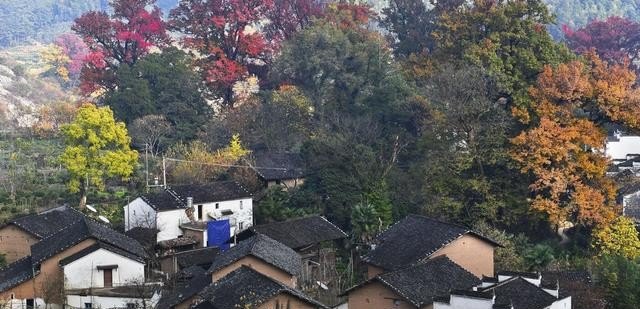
[10,293,14,299]
[275,180,282,185]
[239,222,244,230]
[239,201,243,209]
[84,303,92,309]
[26,299,34,309]
[215,203,219,209]
[126,303,136,309]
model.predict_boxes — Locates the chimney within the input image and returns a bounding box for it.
[187,197,193,209]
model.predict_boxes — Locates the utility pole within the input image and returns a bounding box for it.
[162,156,167,188]
[145,143,149,192]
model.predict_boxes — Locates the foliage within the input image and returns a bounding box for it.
[592,216,640,260]
[545,0,640,39]
[103,47,211,141]
[60,104,138,207]
[169,0,274,104]
[473,221,530,272]
[32,100,79,137]
[129,115,173,155]
[351,203,384,244]
[54,33,89,85]
[40,44,71,82]
[523,244,555,271]
[592,254,640,309]
[432,0,573,106]
[166,135,249,184]
[255,187,311,224]
[511,53,640,227]
[264,0,324,42]
[73,0,169,93]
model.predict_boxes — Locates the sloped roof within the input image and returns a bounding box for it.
[175,247,220,269]
[542,270,592,298]
[207,234,301,277]
[0,256,34,292]
[250,152,306,181]
[363,214,500,271]
[157,266,210,308]
[59,242,145,266]
[195,266,327,309]
[619,183,640,221]
[9,206,84,239]
[482,277,559,309]
[235,216,347,249]
[30,217,146,265]
[139,182,251,212]
[344,256,480,307]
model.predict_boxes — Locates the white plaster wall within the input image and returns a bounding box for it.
[198,198,253,235]
[63,249,145,289]
[66,294,159,309]
[6,298,48,309]
[549,297,572,309]
[433,296,493,309]
[157,209,191,242]
[123,198,157,231]
[605,135,640,160]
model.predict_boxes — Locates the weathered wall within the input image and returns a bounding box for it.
[366,264,384,280]
[211,256,296,288]
[257,293,316,309]
[429,234,494,278]
[0,225,38,263]
[0,238,97,301]
[347,281,416,309]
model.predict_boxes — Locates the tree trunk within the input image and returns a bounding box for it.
[78,175,88,209]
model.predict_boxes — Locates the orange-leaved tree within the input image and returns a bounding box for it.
[511,52,640,228]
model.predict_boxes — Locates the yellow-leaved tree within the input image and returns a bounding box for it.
[60,104,138,208]
[592,216,640,259]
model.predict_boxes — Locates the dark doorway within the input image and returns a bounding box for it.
[198,205,203,220]
[104,269,113,287]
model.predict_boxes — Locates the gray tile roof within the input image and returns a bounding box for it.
[141,182,252,211]
[0,256,34,292]
[58,242,145,266]
[619,183,640,221]
[195,266,327,309]
[175,247,220,269]
[207,234,302,277]
[345,256,480,307]
[235,216,347,250]
[30,217,146,265]
[250,152,306,181]
[9,206,84,239]
[157,266,210,308]
[482,277,559,309]
[364,214,500,271]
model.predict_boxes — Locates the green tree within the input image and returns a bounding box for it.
[255,187,310,224]
[524,244,555,271]
[592,254,640,309]
[60,104,138,208]
[103,47,211,142]
[351,203,383,244]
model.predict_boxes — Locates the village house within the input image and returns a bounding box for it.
[344,256,481,309]
[0,216,150,309]
[363,214,500,279]
[248,152,307,189]
[619,182,640,224]
[0,206,83,263]
[605,132,640,164]
[193,266,328,309]
[123,181,253,245]
[432,271,572,309]
[159,246,220,275]
[156,266,211,309]
[233,216,347,287]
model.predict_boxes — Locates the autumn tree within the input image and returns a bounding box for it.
[169,0,274,104]
[32,100,79,137]
[60,104,138,208]
[431,0,573,106]
[54,33,88,85]
[592,216,640,259]
[264,0,324,42]
[563,16,640,70]
[511,53,640,228]
[72,0,169,93]
[129,114,173,156]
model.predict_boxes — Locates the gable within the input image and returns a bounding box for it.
[211,255,296,288]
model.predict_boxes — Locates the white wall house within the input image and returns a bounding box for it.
[61,244,145,289]
[123,182,253,244]
[605,134,640,161]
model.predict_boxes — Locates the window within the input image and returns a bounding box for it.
[126,303,136,309]
[275,180,282,185]
[239,222,244,230]
[26,299,34,309]
[84,303,92,308]
[239,201,243,209]
[215,203,219,209]
[197,205,203,220]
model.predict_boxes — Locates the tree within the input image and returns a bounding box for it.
[54,33,89,85]
[60,104,138,208]
[32,100,79,137]
[255,187,309,224]
[431,0,573,106]
[563,16,640,69]
[511,53,640,228]
[169,0,274,104]
[351,203,383,244]
[592,254,640,309]
[103,47,211,142]
[592,216,640,260]
[72,0,169,93]
[264,0,324,42]
[40,44,71,82]
[129,114,173,156]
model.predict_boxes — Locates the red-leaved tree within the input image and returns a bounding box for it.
[170,0,276,105]
[72,0,169,93]
[54,34,89,84]
[563,16,640,69]
[264,0,325,42]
